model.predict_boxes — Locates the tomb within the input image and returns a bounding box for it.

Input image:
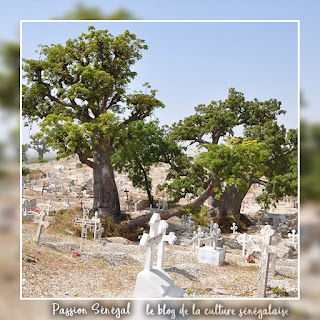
[133,213,185,298]
[197,223,225,266]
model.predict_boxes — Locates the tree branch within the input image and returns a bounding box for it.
[128,177,219,228]
[78,153,94,168]
[47,92,74,107]
[269,146,297,161]
[250,177,268,186]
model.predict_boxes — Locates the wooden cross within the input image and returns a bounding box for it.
[247,225,289,297]
[34,212,50,243]
[139,213,170,271]
[230,222,238,234]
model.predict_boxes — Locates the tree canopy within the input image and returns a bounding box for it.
[22,27,164,217]
[162,88,297,217]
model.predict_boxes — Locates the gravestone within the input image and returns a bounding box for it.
[237,233,250,256]
[230,222,238,234]
[23,198,37,215]
[246,225,289,297]
[269,232,282,276]
[133,213,185,298]
[73,208,94,253]
[34,212,50,243]
[63,198,71,208]
[287,230,298,249]
[197,223,225,266]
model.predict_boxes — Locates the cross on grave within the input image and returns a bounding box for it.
[73,207,93,253]
[269,231,282,276]
[237,233,251,256]
[34,212,50,243]
[287,230,298,249]
[63,198,71,208]
[246,225,289,297]
[209,220,215,234]
[192,229,203,252]
[91,211,101,241]
[180,215,187,228]
[157,231,177,269]
[230,222,238,234]
[210,223,221,250]
[139,213,174,271]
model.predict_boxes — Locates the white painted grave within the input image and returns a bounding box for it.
[196,223,225,266]
[34,212,50,243]
[133,213,185,298]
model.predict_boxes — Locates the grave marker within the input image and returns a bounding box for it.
[287,230,298,249]
[230,222,238,234]
[246,225,289,297]
[134,213,184,298]
[34,212,50,243]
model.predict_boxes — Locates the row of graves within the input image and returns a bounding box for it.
[24,197,298,299]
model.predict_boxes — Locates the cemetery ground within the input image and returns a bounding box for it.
[21,157,298,299]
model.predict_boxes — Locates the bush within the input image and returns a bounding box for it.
[22,167,30,176]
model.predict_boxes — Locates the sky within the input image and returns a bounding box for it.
[0,0,318,144]
[21,20,298,144]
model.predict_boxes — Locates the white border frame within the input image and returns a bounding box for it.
[20,19,300,301]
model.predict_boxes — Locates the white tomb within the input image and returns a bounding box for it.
[197,223,225,266]
[133,213,185,298]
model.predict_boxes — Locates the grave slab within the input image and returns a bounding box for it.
[133,267,185,298]
[198,246,225,266]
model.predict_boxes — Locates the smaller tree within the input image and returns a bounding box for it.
[29,133,50,161]
[112,120,182,205]
[22,143,29,163]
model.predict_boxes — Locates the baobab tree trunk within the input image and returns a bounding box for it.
[129,178,219,228]
[92,145,121,219]
[207,182,252,219]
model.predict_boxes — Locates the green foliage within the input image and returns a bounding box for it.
[255,192,271,211]
[58,3,136,20]
[197,138,270,198]
[0,42,20,110]
[300,121,320,202]
[22,167,30,176]
[165,89,297,206]
[29,133,50,161]
[112,120,171,202]
[182,205,210,227]
[22,143,29,163]
[22,27,164,164]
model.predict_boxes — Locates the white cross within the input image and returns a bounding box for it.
[287,230,298,249]
[237,233,251,256]
[34,212,50,243]
[246,225,289,297]
[157,232,177,269]
[73,207,95,253]
[230,222,238,234]
[139,213,172,271]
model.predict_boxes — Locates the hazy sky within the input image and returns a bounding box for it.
[21,20,298,144]
[0,0,317,123]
